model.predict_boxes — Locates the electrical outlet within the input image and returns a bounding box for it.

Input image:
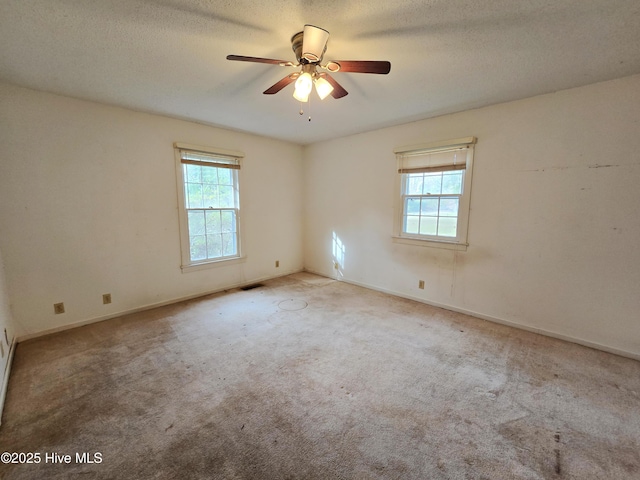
[54,302,65,314]
[418,280,425,289]
[334,261,339,270]
[103,293,112,305]
[275,260,279,268]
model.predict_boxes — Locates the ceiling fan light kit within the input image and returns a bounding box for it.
[226,24,391,117]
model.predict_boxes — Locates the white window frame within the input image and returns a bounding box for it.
[393,137,476,251]
[174,142,245,272]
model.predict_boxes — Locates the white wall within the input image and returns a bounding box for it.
[303,74,640,358]
[0,83,303,338]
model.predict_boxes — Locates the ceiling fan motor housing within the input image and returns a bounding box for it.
[291,31,304,63]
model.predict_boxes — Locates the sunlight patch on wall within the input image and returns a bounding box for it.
[332,231,345,279]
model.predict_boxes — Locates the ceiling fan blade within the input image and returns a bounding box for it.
[321,74,348,99]
[227,55,291,65]
[263,74,298,95]
[330,60,391,74]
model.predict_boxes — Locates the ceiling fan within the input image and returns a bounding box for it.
[226,25,391,103]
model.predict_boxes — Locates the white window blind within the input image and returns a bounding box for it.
[176,143,243,169]
[395,137,476,173]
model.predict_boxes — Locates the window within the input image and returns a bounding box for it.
[174,143,244,270]
[394,137,476,249]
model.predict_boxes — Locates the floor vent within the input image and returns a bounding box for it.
[240,283,264,291]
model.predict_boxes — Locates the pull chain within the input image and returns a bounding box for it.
[297,97,312,122]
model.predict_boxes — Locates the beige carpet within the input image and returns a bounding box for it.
[0,273,639,479]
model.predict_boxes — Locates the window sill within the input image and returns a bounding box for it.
[181,255,246,273]
[392,235,468,251]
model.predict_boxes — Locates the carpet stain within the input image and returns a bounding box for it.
[555,431,562,475]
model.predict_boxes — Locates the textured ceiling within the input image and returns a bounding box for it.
[1,0,639,145]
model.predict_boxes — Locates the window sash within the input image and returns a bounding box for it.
[182,163,239,210]
[401,193,462,238]
[187,207,239,263]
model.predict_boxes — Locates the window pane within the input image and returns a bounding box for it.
[438,217,458,237]
[439,198,459,217]
[222,233,237,256]
[421,198,439,215]
[201,166,218,184]
[190,235,207,261]
[406,174,423,195]
[205,210,220,234]
[187,210,205,235]
[221,211,236,233]
[404,215,419,234]
[406,197,420,215]
[186,164,201,183]
[442,172,463,194]
[419,217,438,235]
[218,168,233,186]
[218,186,234,208]
[422,173,442,195]
[186,183,203,208]
[206,234,222,258]
[202,184,218,208]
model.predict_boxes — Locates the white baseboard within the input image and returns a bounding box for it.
[17,269,304,343]
[303,268,640,362]
[0,339,17,426]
